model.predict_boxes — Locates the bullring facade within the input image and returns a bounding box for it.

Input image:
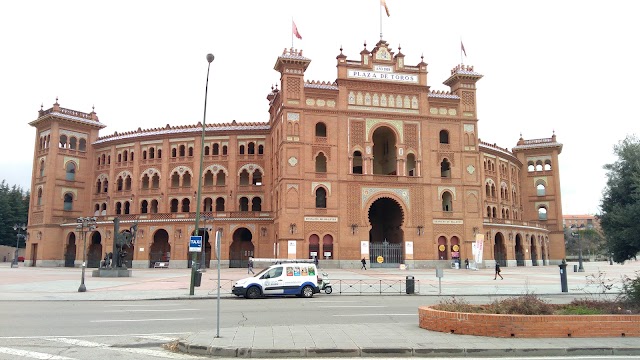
[25,39,565,269]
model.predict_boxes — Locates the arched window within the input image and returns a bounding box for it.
[222,145,228,155]
[179,145,186,157]
[216,171,225,186]
[79,138,86,151]
[124,201,131,215]
[171,172,180,187]
[215,197,225,211]
[117,153,122,163]
[239,169,250,185]
[142,150,147,160]
[182,172,192,187]
[181,198,190,212]
[117,177,124,191]
[124,175,132,190]
[40,160,45,177]
[406,153,416,176]
[537,183,546,196]
[248,142,255,155]
[204,170,214,186]
[535,161,543,171]
[59,135,67,148]
[213,143,220,155]
[203,197,213,212]
[442,191,453,212]
[239,197,249,211]
[151,173,160,188]
[69,137,77,150]
[252,169,263,185]
[141,200,148,214]
[544,160,552,171]
[103,179,109,193]
[440,159,451,178]
[37,188,42,206]
[115,202,122,215]
[486,206,491,217]
[315,187,327,208]
[315,122,327,137]
[315,153,327,173]
[123,150,128,162]
[538,206,548,220]
[492,206,497,218]
[150,200,158,213]
[149,147,155,159]
[142,174,150,189]
[439,130,449,144]
[188,147,193,157]
[251,197,262,211]
[258,145,264,155]
[65,162,76,181]
[352,151,363,174]
[170,199,179,213]
[157,149,162,158]
[172,148,177,157]
[63,193,73,211]
[239,145,245,155]
[204,146,210,156]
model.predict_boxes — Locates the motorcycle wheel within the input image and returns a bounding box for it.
[325,286,332,294]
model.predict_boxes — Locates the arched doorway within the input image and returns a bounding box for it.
[450,236,460,265]
[494,232,507,267]
[65,233,76,267]
[540,239,547,265]
[322,234,334,260]
[309,234,319,260]
[368,197,404,267]
[372,126,397,175]
[150,229,171,268]
[437,236,448,260]
[515,234,525,266]
[229,228,254,268]
[530,235,538,266]
[189,229,211,268]
[87,232,102,268]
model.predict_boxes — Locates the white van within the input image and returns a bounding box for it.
[232,262,320,299]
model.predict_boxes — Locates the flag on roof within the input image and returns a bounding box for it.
[381,0,390,17]
[292,20,302,40]
[461,41,467,57]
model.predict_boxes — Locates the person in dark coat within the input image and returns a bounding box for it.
[494,262,503,280]
[361,258,367,270]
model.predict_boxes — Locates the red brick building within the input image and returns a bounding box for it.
[25,40,565,269]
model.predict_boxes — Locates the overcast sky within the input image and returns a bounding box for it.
[1,0,637,215]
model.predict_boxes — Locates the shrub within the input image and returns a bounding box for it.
[485,294,554,315]
[433,297,479,313]
[620,271,640,307]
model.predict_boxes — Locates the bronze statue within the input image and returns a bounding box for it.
[111,217,138,269]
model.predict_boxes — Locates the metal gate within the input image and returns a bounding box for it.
[369,241,403,268]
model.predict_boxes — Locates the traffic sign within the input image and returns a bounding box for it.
[189,236,202,252]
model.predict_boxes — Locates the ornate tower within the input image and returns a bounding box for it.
[27,99,105,266]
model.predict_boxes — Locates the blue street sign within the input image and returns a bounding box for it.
[189,235,202,252]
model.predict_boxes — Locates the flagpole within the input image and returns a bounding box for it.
[292,18,294,48]
[379,1,383,40]
[460,37,463,65]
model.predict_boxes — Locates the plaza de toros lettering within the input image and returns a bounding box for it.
[347,69,418,83]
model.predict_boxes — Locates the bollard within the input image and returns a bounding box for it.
[194,270,203,287]
[573,264,578,272]
[559,262,568,292]
[406,276,415,294]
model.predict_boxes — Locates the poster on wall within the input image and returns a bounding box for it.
[360,241,369,257]
[474,234,484,264]
[288,240,296,258]
[405,241,413,260]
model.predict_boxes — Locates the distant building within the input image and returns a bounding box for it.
[563,214,600,231]
[25,39,565,269]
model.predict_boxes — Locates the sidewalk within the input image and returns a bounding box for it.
[2,261,639,358]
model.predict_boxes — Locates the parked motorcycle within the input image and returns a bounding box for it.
[318,272,332,294]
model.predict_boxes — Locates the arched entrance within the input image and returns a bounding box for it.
[229,228,253,268]
[368,197,404,267]
[309,234,319,260]
[515,234,525,266]
[189,229,211,268]
[494,232,507,267]
[150,229,171,268]
[65,233,76,267]
[87,232,102,268]
[437,236,448,260]
[540,239,547,265]
[530,235,538,266]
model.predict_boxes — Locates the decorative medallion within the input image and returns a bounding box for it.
[438,245,446,252]
[288,156,298,167]
[467,165,475,174]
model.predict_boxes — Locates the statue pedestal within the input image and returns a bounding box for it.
[92,268,132,277]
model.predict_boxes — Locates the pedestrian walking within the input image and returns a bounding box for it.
[464,258,469,269]
[361,257,367,270]
[248,257,255,275]
[314,256,319,267]
[494,262,503,280]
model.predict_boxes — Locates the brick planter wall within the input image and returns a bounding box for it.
[419,306,640,338]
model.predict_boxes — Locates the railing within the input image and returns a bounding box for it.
[209,279,420,295]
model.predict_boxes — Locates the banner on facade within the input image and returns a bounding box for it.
[474,234,484,264]
[405,241,413,260]
[360,241,369,257]
[288,240,296,259]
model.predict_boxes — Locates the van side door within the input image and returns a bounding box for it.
[261,266,284,295]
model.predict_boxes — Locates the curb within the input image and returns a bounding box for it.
[175,343,640,358]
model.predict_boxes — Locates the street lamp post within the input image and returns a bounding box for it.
[77,217,97,292]
[190,53,215,296]
[12,224,26,268]
[572,230,584,272]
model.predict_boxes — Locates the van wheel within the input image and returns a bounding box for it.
[246,286,261,299]
[301,285,314,298]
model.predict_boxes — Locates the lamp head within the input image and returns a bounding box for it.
[206,53,214,63]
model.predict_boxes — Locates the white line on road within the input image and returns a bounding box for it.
[103,304,181,307]
[0,332,187,340]
[333,313,415,316]
[103,309,200,312]
[0,347,76,359]
[318,305,387,308]
[308,300,360,303]
[91,318,198,323]
[46,338,198,359]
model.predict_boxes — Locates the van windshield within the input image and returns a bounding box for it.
[254,267,270,277]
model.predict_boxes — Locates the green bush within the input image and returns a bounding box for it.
[621,271,640,306]
[556,305,604,315]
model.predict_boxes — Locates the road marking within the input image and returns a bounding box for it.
[46,338,196,359]
[136,335,178,341]
[308,300,359,303]
[0,347,76,359]
[103,304,181,307]
[103,309,199,312]
[0,332,187,340]
[318,305,387,308]
[333,313,415,316]
[91,318,198,323]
